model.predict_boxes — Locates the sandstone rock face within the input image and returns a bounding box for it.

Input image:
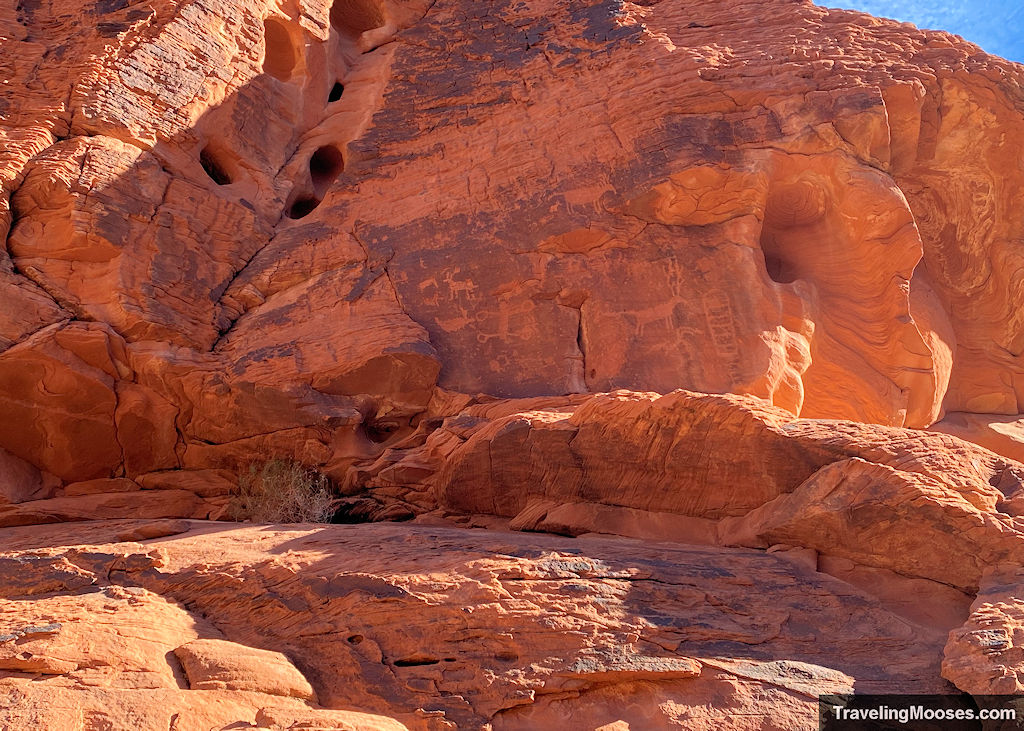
[431,390,1023,523]
[943,567,1024,695]
[3,0,1024,493]
[0,520,957,730]
[363,389,1024,602]
[932,411,1024,465]
[0,529,409,730]
[5,0,1024,726]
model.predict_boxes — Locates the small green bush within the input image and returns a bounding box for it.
[229,459,337,523]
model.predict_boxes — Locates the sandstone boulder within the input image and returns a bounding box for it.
[174,638,317,699]
[943,567,1024,695]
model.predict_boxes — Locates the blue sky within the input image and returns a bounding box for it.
[823,1,1023,63]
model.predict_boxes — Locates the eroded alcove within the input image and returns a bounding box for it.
[283,145,346,219]
[286,195,321,219]
[310,145,345,195]
[758,178,828,284]
[263,17,297,81]
[199,144,234,186]
[330,0,386,36]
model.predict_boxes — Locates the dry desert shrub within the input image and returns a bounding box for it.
[229,459,337,523]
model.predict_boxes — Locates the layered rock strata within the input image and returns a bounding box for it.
[3,0,1024,504]
[0,519,968,730]
[4,0,1024,727]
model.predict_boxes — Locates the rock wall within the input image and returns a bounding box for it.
[4,0,1024,503]
[5,0,1024,728]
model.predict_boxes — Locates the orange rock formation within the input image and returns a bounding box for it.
[3,0,1024,727]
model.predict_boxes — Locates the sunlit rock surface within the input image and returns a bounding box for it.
[4,0,1024,726]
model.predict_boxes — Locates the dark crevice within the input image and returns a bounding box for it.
[309,145,344,195]
[393,656,440,667]
[759,229,799,284]
[209,225,285,352]
[328,82,345,103]
[331,497,385,524]
[282,145,345,220]
[576,311,587,379]
[330,495,415,524]
[164,650,189,690]
[556,300,589,393]
[286,195,321,219]
[364,420,400,443]
[199,145,232,185]
[112,383,129,480]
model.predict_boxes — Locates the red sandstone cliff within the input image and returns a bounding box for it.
[3,0,1024,728]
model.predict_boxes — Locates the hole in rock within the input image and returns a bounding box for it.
[309,145,345,194]
[760,230,800,284]
[286,195,322,219]
[262,18,296,81]
[328,82,345,103]
[394,656,441,667]
[759,180,827,285]
[364,420,399,444]
[347,634,364,644]
[199,145,232,185]
[329,0,385,35]
[332,496,383,524]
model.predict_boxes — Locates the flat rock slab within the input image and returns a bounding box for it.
[0,520,960,730]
